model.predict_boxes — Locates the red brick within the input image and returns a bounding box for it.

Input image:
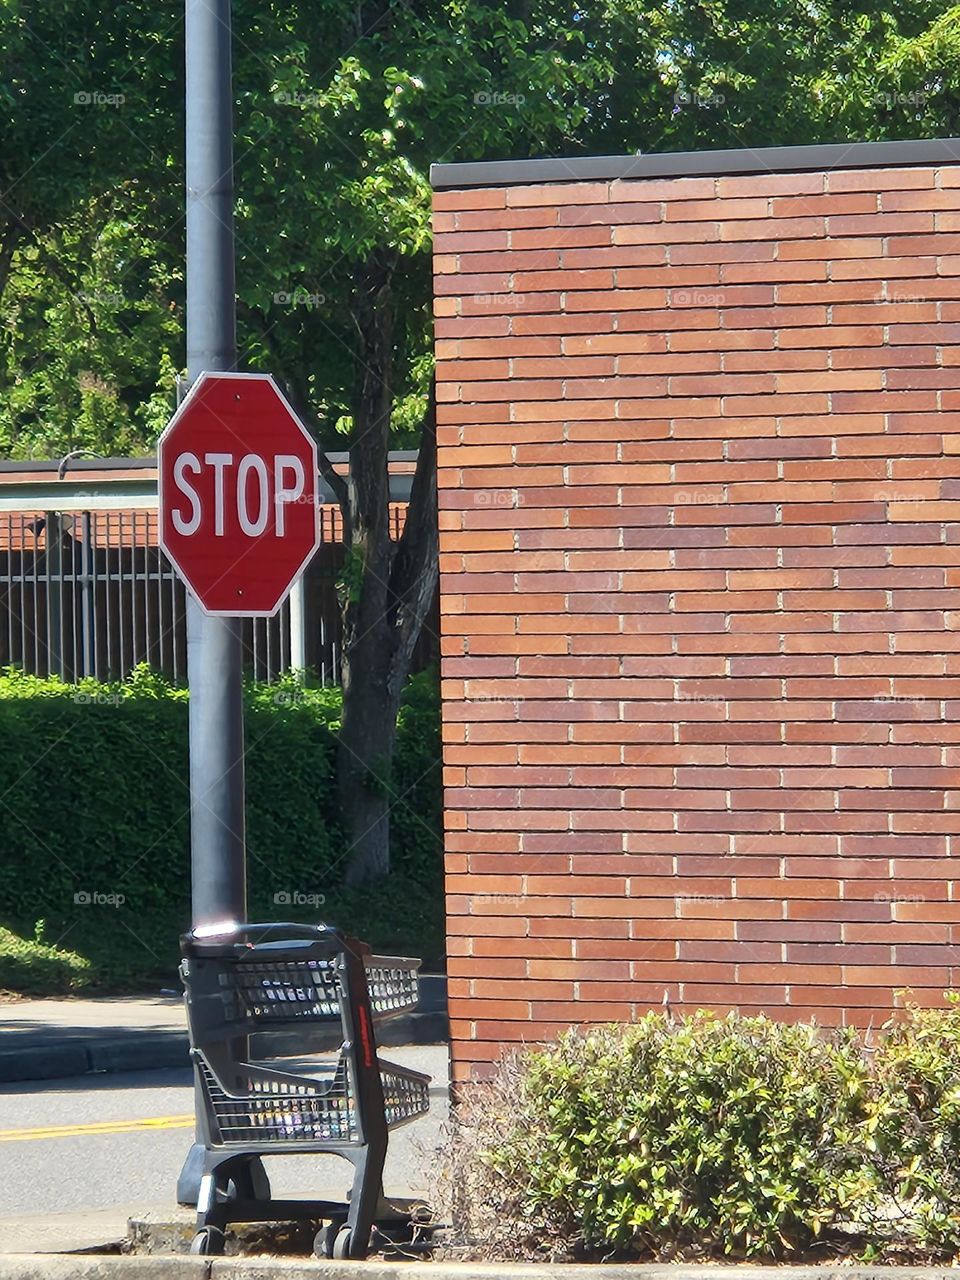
[775,279,880,307]
[615,222,718,246]
[722,215,825,241]
[560,201,659,227]
[506,182,608,208]
[671,243,778,268]
[514,268,615,293]
[454,207,556,230]
[531,919,630,939]
[773,193,876,218]
[829,211,934,235]
[833,255,938,281]
[828,168,932,193]
[511,226,611,250]
[719,173,824,198]
[609,176,716,201]
[664,196,764,222]
[684,983,789,1006]
[782,236,883,259]
[433,188,506,212]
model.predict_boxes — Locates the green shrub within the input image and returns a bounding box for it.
[390,666,444,894]
[0,921,92,994]
[0,665,339,930]
[870,996,960,1251]
[478,1013,875,1260]
[0,664,442,990]
[451,1009,960,1262]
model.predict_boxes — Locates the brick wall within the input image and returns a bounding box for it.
[433,153,960,1083]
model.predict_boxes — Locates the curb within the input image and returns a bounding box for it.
[0,979,448,1085]
[3,1259,960,1279]
[0,1033,190,1085]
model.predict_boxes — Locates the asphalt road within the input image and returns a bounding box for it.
[0,1044,448,1253]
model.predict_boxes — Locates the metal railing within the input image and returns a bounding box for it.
[0,508,352,685]
[0,498,438,687]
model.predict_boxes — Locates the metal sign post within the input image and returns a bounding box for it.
[170,0,321,1212]
[177,0,247,1206]
[182,0,246,931]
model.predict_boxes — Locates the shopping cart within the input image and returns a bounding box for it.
[179,921,430,1258]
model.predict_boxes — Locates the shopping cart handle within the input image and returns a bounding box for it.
[183,921,357,955]
[186,921,335,943]
[241,938,324,954]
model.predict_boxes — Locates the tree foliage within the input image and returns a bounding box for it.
[3,0,959,457]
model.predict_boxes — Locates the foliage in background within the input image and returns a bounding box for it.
[0,0,180,457]
[4,0,960,456]
[0,200,182,457]
[389,667,444,893]
[0,665,442,992]
[7,0,960,879]
[444,1009,960,1263]
[0,922,91,995]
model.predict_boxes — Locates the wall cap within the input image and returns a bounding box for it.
[431,136,960,189]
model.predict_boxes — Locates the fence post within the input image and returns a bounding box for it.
[288,575,307,676]
[44,512,63,680]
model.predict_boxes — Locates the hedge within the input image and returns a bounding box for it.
[0,665,443,989]
[446,1006,960,1263]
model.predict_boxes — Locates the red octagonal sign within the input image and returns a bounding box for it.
[158,372,320,617]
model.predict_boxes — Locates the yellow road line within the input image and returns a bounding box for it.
[0,1115,194,1142]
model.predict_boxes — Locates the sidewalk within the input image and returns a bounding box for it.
[6,1259,960,1280]
[0,996,189,1083]
[0,979,448,1084]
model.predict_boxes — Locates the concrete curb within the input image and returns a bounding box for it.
[3,1260,960,1279]
[0,1033,190,1085]
[0,979,448,1085]
[0,1260,206,1279]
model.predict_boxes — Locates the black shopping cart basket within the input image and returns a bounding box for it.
[179,920,430,1258]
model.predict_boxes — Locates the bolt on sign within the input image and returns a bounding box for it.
[158,372,321,616]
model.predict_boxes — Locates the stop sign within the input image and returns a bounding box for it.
[158,372,321,616]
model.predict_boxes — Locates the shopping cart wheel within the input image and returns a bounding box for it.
[332,1226,355,1259]
[190,1226,225,1256]
[314,1220,345,1258]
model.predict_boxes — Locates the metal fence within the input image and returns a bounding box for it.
[0,506,412,686]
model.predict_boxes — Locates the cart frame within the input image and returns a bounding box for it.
[179,921,428,1258]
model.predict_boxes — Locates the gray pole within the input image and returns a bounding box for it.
[178,0,251,1208]
[184,0,246,930]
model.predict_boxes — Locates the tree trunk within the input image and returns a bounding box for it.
[338,640,399,885]
[333,251,439,887]
[337,249,399,886]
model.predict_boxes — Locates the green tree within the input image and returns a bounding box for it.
[0,199,181,456]
[0,0,181,452]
